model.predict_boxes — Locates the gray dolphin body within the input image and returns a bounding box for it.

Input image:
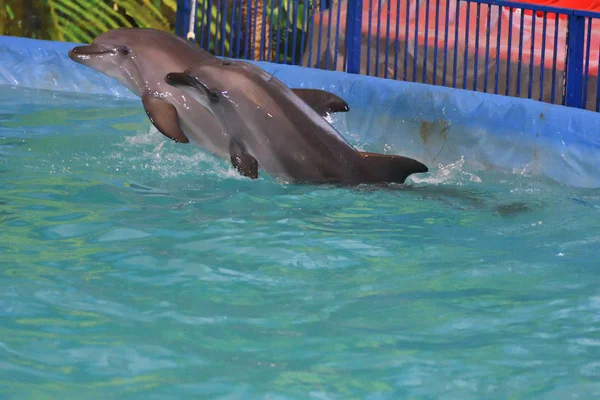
[165,59,429,185]
[68,28,350,160]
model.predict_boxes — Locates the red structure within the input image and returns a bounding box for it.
[305,0,599,110]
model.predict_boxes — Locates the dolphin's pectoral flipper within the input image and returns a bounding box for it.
[141,94,190,143]
[359,151,429,184]
[229,139,258,179]
[291,89,350,116]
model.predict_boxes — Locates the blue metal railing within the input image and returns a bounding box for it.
[176,0,600,112]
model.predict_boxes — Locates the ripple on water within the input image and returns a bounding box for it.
[2,87,600,399]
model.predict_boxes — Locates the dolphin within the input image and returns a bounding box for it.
[67,28,350,160]
[165,58,429,185]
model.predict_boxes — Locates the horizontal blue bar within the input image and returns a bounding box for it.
[460,0,600,18]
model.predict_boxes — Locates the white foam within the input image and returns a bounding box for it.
[122,126,165,146]
[408,156,482,186]
[111,125,246,181]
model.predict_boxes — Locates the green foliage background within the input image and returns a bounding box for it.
[0,0,176,42]
[0,0,315,63]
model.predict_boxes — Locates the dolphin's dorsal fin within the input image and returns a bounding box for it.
[291,89,350,116]
[359,152,429,184]
[141,94,190,143]
[229,139,259,179]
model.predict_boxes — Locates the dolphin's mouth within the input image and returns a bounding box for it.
[165,73,219,102]
[68,44,117,61]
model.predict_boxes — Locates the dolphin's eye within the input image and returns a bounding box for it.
[222,61,231,66]
[208,91,219,102]
[117,47,130,56]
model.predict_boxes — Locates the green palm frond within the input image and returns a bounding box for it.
[197,2,232,54]
[47,0,176,43]
[281,0,310,31]
[192,0,313,62]
[267,0,314,63]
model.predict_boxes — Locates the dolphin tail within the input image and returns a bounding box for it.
[358,151,429,184]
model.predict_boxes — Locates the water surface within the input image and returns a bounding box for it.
[1,86,600,399]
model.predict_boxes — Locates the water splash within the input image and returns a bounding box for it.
[112,126,246,181]
[409,156,482,186]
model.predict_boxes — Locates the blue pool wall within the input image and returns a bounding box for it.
[1,35,599,188]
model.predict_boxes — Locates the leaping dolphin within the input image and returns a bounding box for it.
[165,58,429,185]
[68,28,350,160]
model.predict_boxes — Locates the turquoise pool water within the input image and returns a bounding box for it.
[1,85,600,399]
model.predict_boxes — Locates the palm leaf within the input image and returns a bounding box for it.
[46,0,176,44]
[192,0,304,60]
[197,1,233,55]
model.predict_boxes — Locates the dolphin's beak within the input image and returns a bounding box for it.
[165,73,219,102]
[68,44,115,62]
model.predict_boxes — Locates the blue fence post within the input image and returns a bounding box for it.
[565,13,585,108]
[346,0,363,74]
[176,0,191,38]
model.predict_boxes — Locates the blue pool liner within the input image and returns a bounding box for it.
[1,35,599,188]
